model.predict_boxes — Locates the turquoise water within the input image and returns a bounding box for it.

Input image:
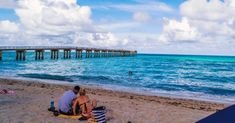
[0,51,235,103]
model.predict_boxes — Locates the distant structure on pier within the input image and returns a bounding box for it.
[0,46,137,61]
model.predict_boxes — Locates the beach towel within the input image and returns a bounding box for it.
[92,106,107,123]
[57,114,82,119]
[53,111,97,123]
[52,110,82,119]
[0,89,15,95]
[48,103,99,122]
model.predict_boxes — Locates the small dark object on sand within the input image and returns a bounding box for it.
[127,121,132,123]
[79,116,88,121]
[48,107,56,112]
[53,110,59,116]
[130,96,134,99]
[41,84,46,88]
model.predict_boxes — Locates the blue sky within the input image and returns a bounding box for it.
[1,0,184,22]
[82,0,180,20]
[0,0,234,55]
[78,0,185,7]
[77,0,181,34]
[0,9,18,21]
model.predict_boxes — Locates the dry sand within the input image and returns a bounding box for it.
[0,78,228,123]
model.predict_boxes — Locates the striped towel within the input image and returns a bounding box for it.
[92,106,107,123]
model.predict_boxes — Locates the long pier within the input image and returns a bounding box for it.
[0,46,137,61]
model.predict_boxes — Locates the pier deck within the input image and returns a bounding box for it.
[0,46,137,61]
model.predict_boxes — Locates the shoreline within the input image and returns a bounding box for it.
[1,76,233,104]
[0,77,229,123]
[0,77,227,111]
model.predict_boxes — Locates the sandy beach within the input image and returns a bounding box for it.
[0,78,227,123]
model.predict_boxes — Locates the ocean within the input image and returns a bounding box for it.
[0,51,235,103]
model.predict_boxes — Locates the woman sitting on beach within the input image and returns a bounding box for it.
[72,88,97,118]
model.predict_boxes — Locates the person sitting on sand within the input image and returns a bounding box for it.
[58,86,80,115]
[72,88,97,117]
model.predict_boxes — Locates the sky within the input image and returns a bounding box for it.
[0,0,235,55]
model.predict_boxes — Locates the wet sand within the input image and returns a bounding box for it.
[0,78,228,123]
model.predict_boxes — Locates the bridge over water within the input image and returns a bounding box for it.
[0,46,137,61]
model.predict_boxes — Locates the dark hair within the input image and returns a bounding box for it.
[74,86,80,91]
[79,88,86,96]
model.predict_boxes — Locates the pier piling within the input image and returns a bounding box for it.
[51,50,59,59]
[107,51,111,57]
[16,50,26,61]
[35,50,44,60]
[0,50,2,60]
[86,50,92,58]
[76,49,82,58]
[85,50,88,58]
[64,49,71,59]
[94,50,100,58]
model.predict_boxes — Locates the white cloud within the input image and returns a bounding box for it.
[91,1,173,24]
[180,0,235,21]
[110,32,161,51]
[159,17,200,43]
[0,20,19,33]
[0,0,173,51]
[0,0,128,48]
[180,0,235,38]
[159,0,235,44]
[87,32,119,47]
[73,32,127,48]
[15,0,92,36]
[0,0,18,9]
[107,1,173,13]
[133,12,150,22]
[1,0,235,55]
[98,22,141,31]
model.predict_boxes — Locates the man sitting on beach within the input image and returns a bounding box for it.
[58,86,80,115]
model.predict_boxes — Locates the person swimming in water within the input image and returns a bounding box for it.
[128,71,133,76]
